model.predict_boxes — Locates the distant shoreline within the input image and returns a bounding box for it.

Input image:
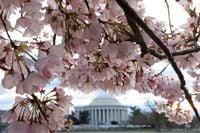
[58,128,200,133]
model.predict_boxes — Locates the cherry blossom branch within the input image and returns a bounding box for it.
[154,63,169,77]
[168,46,200,56]
[0,13,37,63]
[0,13,17,49]
[149,46,200,59]
[193,14,200,42]
[24,51,37,62]
[195,31,200,42]
[125,14,148,57]
[83,0,90,11]
[31,94,48,122]
[148,49,163,59]
[164,0,173,35]
[53,33,56,45]
[115,0,200,121]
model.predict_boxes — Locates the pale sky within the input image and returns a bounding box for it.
[0,0,194,111]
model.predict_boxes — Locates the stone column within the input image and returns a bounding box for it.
[77,110,80,119]
[104,109,106,123]
[119,109,121,122]
[107,108,109,124]
[99,109,102,123]
[88,109,91,123]
[94,109,97,125]
[114,109,117,121]
[117,109,119,122]
[91,109,94,124]
[116,109,119,122]
[75,110,78,118]
[119,109,122,122]
[103,109,105,124]
[107,109,110,123]
[118,109,121,122]
[109,109,113,124]
[123,110,126,121]
[112,109,114,122]
[96,109,99,124]
[111,109,113,122]
[124,109,128,121]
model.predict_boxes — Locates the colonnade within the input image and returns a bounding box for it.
[75,107,128,125]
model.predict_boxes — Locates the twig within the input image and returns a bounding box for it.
[154,63,169,77]
[83,0,90,11]
[53,33,56,45]
[148,49,163,59]
[0,13,17,49]
[115,0,200,121]
[193,14,200,43]
[164,0,173,35]
[24,51,37,62]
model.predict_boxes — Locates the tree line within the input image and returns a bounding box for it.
[66,101,200,131]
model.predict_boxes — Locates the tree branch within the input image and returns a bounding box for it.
[125,14,148,57]
[115,0,200,121]
[53,33,56,46]
[149,46,200,59]
[0,13,17,49]
[164,0,173,35]
[154,63,169,77]
[83,0,90,11]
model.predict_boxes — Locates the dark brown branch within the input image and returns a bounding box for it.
[53,33,56,45]
[115,0,200,121]
[193,14,200,42]
[148,49,163,59]
[0,13,17,49]
[83,0,90,11]
[149,46,200,59]
[0,12,38,62]
[171,46,200,56]
[125,13,148,57]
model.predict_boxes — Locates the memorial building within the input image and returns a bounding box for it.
[74,94,128,125]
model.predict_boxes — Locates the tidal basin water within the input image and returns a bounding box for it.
[63,132,145,133]
[60,131,198,133]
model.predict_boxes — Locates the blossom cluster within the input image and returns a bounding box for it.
[156,101,193,124]
[1,88,72,133]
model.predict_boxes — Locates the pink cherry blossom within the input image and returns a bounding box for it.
[1,110,18,123]
[8,121,29,133]
[166,109,193,124]
[16,72,48,94]
[2,71,21,89]
[28,123,49,133]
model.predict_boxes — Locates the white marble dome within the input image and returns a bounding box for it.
[89,94,121,106]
